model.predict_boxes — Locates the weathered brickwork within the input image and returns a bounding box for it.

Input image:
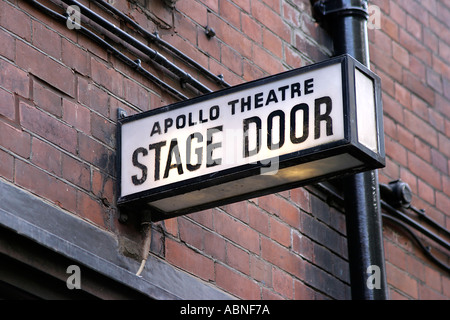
[0,0,448,299]
[369,0,450,299]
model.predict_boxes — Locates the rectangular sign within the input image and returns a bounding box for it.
[117,54,384,221]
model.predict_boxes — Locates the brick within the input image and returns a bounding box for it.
[431,148,447,174]
[165,238,214,281]
[386,138,407,166]
[294,279,315,300]
[252,1,290,42]
[263,29,283,58]
[20,101,77,154]
[91,169,114,205]
[31,137,61,176]
[0,59,29,98]
[0,120,31,158]
[208,13,252,59]
[250,255,271,286]
[123,77,151,112]
[258,194,300,228]
[62,153,91,191]
[426,68,443,94]
[214,210,259,253]
[301,213,346,257]
[392,42,409,68]
[189,208,214,229]
[227,243,250,275]
[77,132,115,175]
[90,57,122,98]
[15,159,76,212]
[0,148,14,181]
[406,15,422,40]
[0,29,16,61]
[62,39,90,76]
[63,98,91,134]
[269,217,290,247]
[311,195,331,225]
[243,60,265,82]
[418,179,435,205]
[221,200,248,222]
[0,87,15,121]
[220,45,243,76]
[32,21,61,60]
[292,229,313,261]
[77,78,109,118]
[215,263,260,299]
[283,2,301,28]
[177,0,208,27]
[404,110,438,147]
[0,1,32,41]
[198,28,221,61]
[203,231,226,261]
[435,192,450,214]
[370,45,402,82]
[241,13,262,43]
[247,202,269,235]
[414,137,431,162]
[76,191,106,228]
[91,113,115,148]
[261,236,304,278]
[386,263,418,299]
[397,126,415,151]
[33,81,62,118]
[179,217,203,249]
[303,261,350,299]
[220,0,241,29]
[17,42,75,97]
[233,0,250,13]
[408,151,441,189]
[285,45,303,69]
[272,267,293,299]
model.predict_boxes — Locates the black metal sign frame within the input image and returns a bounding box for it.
[116,54,384,221]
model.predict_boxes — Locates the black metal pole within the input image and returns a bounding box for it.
[312,0,388,299]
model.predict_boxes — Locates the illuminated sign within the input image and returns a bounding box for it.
[117,54,384,221]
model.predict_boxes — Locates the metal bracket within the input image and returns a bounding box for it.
[117,108,128,120]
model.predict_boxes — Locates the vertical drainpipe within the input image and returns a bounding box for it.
[311,0,388,299]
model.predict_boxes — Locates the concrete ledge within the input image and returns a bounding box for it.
[0,178,233,300]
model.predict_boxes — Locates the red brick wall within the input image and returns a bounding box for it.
[369,0,450,299]
[0,0,448,299]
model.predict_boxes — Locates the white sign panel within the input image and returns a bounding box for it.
[117,55,384,220]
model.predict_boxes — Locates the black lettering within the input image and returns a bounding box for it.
[188,113,197,126]
[176,115,186,129]
[210,105,220,120]
[255,92,264,108]
[241,96,251,112]
[304,78,314,94]
[314,96,333,139]
[278,85,289,101]
[206,126,223,167]
[163,139,184,179]
[243,116,262,158]
[290,103,309,144]
[131,147,148,185]
[265,89,279,106]
[149,141,166,181]
[164,118,173,133]
[199,109,208,123]
[291,82,301,98]
[228,99,239,115]
[267,110,285,150]
[186,132,203,171]
[150,122,162,136]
